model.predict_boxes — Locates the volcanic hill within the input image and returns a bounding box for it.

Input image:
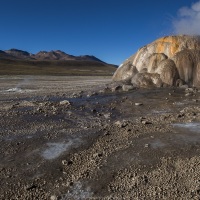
[113,35,200,87]
[0,49,117,76]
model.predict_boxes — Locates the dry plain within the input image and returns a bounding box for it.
[0,75,200,199]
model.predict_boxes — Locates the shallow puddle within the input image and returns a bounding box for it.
[1,134,34,141]
[61,182,93,200]
[152,109,171,115]
[42,141,74,160]
[173,123,200,144]
[6,87,23,92]
[173,123,200,133]
[150,139,166,149]
[2,87,37,94]
[173,102,185,106]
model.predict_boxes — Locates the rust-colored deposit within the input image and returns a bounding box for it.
[155,36,180,57]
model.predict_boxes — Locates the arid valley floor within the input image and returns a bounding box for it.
[0,76,200,199]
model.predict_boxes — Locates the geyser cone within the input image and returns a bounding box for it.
[113,35,200,87]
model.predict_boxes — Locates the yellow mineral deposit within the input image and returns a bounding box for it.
[155,36,180,57]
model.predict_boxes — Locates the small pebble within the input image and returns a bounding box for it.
[135,103,143,106]
[50,195,57,200]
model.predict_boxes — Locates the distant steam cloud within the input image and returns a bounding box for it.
[173,1,200,35]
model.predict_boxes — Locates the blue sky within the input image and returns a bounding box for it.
[0,0,196,65]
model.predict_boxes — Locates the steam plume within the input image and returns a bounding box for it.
[173,1,200,35]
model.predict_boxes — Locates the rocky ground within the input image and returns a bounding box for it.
[0,76,200,200]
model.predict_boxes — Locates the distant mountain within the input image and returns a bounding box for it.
[33,50,75,61]
[76,55,105,63]
[5,49,31,59]
[0,50,17,60]
[1,49,106,63]
[0,48,117,76]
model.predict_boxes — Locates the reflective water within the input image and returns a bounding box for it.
[173,123,200,133]
[150,139,166,149]
[5,87,37,93]
[173,123,200,144]
[62,182,93,200]
[41,138,81,160]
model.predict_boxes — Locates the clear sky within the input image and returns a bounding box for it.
[0,0,197,65]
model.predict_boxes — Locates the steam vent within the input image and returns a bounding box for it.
[113,35,200,87]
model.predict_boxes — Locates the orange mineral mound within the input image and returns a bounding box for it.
[113,35,200,87]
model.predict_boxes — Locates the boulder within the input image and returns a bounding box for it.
[131,72,162,88]
[112,62,138,83]
[122,84,135,91]
[157,59,178,86]
[172,49,200,87]
[145,53,168,73]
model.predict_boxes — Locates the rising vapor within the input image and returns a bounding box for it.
[173,1,200,35]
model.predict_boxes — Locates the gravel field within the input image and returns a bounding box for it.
[0,76,200,199]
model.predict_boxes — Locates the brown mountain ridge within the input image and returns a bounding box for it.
[0,49,117,76]
[2,49,105,62]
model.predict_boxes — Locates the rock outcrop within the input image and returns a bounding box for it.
[113,35,200,87]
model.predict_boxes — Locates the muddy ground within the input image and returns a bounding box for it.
[0,75,200,200]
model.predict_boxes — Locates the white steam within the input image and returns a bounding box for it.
[173,1,200,35]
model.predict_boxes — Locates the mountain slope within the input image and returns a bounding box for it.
[5,49,32,59]
[33,50,75,61]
